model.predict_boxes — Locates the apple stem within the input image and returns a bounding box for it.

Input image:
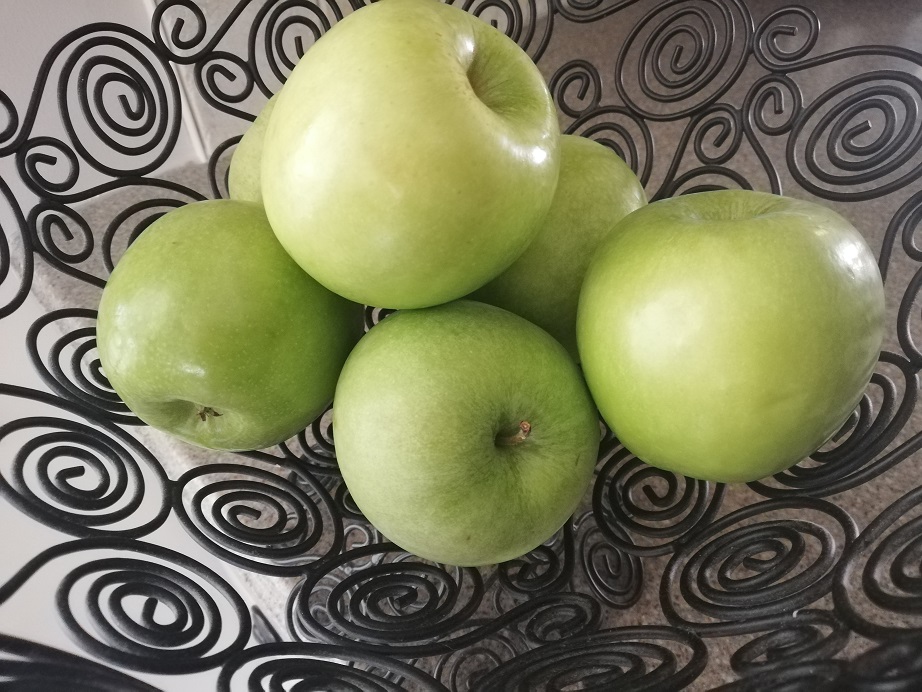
[197,406,222,422]
[496,420,531,447]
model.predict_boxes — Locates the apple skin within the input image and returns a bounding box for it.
[228,94,278,205]
[471,134,647,359]
[333,300,600,566]
[96,200,364,451]
[577,190,885,483]
[261,0,560,309]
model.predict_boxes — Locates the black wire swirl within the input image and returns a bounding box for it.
[288,543,599,656]
[661,498,858,636]
[574,510,644,609]
[26,308,139,425]
[251,606,283,645]
[217,641,450,691]
[16,136,80,199]
[742,73,805,194]
[431,627,527,691]
[565,106,655,186]
[893,215,922,364]
[251,0,346,95]
[834,485,922,640]
[171,461,343,576]
[27,201,104,287]
[0,174,34,319]
[475,625,708,691]
[656,162,755,198]
[0,538,250,674]
[453,0,553,62]
[553,0,641,24]
[0,633,159,692]
[155,0,346,117]
[614,0,753,121]
[749,352,919,498]
[744,74,804,137]
[752,6,820,72]
[328,475,369,522]
[593,447,725,557]
[59,552,248,673]
[152,0,241,64]
[714,661,846,691]
[787,71,922,201]
[729,609,850,676]
[495,523,574,598]
[101,185,206,272]
[549,60,603,120]
[288,543,485,654]
[0,384,170,539]
[9,25,181,199]
[24,181,204,289]
[195,51,257,121]
[845,635,922,691]
[273,404,341,476]
[517,593,600,646]
[0,90,18,144]
[653,102,761,199]
[363,305,396,331]
[879,188,922,285]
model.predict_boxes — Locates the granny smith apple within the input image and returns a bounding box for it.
[333,300,600,566]
[577,189,885,483]
[261,0,561,309]
[471,134,647,359]
[228,94,278,205]
[97,200,363,451]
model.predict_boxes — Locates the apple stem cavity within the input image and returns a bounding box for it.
[496,420,531,447]
[197,406,222,422]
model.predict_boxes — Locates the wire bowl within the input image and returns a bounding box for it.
[2,0,922,689]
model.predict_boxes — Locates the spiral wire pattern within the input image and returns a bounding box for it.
[2,0,922,688]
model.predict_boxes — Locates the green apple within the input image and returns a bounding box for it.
[261,0,560,309]
[471,134,647,359]
[333,300,600,566]
[228,94,278,205]
[97,200,363,451]
[577,190,885,483]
